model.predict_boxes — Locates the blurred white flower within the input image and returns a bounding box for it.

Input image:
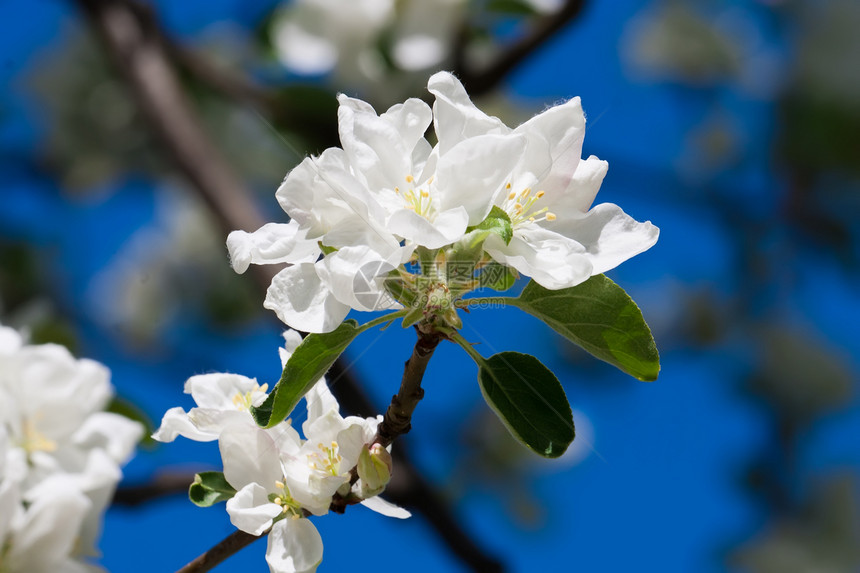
[0,324,143,572]
[271,0,394,83]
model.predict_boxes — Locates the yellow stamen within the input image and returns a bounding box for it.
[545,212,557,221]
[420,190,429,198]
[508,191,516,200]
[405,175,414,183]
[521,188,532,198]
[536,190,545,198]
[505,182,512,189]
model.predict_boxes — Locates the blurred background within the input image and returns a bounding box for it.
[1,0,859,571]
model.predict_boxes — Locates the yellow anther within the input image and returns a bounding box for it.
[420,190,429,198]
[330,441,338,449]
[318,443,325,450]
[529,217,535,222]
[505,182,512,189]
[405,175,414,183]
[273,497,282,504]
[259,384,268,393]
[275,481,285,489]
[508,191,516,200]
[428,176,434,184]
[545,212,557,221]
[521,188,532,198]
[395,186,400,193]
[514,203,523,214]
[536,190,545,198]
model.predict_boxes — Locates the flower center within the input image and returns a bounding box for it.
[500,184,556,227]
[271,480,303,518]
[231,383,269,412]
[396,174,437,221]
[20,417,56,454]
[307,441,343,476]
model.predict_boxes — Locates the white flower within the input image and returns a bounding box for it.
[215,376,407,573]
[270,0,394,81]
[0,325,142,481]
[152,373,272,443]
[0,324,143,572]
[427,71,659,289]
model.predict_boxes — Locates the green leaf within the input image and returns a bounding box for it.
[479,262,518,291]
[251,320,365,428]
[189,472,236,507]
[465,206,514,247]
[515,275,660,381]
[476,351,574,458]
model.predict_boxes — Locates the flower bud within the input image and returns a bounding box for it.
[357,443,392,497]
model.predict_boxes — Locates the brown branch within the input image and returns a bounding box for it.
[73,1,504,571]
[176,529,262,573]
[456,0,588,97]
[375,326,444,448]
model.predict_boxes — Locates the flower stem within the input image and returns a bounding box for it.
[175,529,263,573]
[373,325,445,448]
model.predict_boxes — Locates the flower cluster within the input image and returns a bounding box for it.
[153,331,408,573]
[227,71,658,334]
[0,324,143,572]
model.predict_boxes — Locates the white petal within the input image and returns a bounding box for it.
[387,207,469,249]
[264,264,351,334]
[8,480,90,570]
[184,373,260,410]
[485,228,593,290]
[317,245,402,312]
[304,379,339,424]
[435,133,526,224]
[360,495,411,519]
[382,98,433,151]
[551,203,659,275]
[71,412,143,464]
[219,425,284,492]
[427,72,510,154]
[543,155,608,216]
[226,483,282,536]
[302,410,348,447]
[277,150,380,239]
[266,518,324,573]
[152,407,206,442]
[280,330,304,367]
[227,222,319,274]
[337,95,423,193]
[513,97,585,197]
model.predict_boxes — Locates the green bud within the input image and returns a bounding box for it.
[357,443,392,497]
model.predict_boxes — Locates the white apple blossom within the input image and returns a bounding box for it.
[152,372,273,443]
[427,71,659,289]
[0,324,143,572]
[229,71,657,333]
[218,378,407,573]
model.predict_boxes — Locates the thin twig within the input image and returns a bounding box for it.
[456,0,588,97]
[375,326,444,448]
[175,530,262,573]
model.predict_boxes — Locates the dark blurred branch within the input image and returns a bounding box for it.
[74,0,502,570]
[456,0,588,97]
[176,529,262,573]
[165,40,278,113]
[113,470,197,506]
